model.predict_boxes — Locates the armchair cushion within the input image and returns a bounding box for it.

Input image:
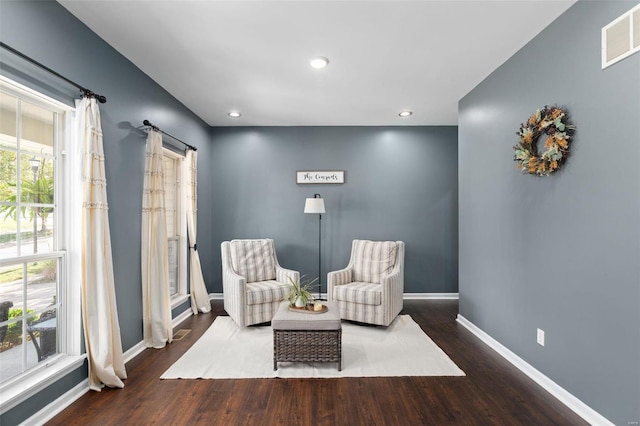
[246,281,288,305]
[229,239,276,283]
[334,282,382,305]
[352,240,397,284]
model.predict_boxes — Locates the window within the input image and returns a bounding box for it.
[0,77,82,412]
[163,148,187,305]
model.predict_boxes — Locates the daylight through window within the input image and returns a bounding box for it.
[0,83,65,385]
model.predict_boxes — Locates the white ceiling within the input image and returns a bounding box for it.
[58,0,576,126]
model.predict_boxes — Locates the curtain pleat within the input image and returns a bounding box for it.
[78,97,127,391]
[186,150,211,314]
[141,130,172,348]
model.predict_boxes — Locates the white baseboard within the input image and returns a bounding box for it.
[210,292,459,300]
[22,379,89,426]
[456,315,614,426]
[123,341,146,364]
[123,307,194,364]
[404,293,459,299]
[172,308,193,328]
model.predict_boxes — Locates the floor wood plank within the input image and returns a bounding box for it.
[46,300,587,425]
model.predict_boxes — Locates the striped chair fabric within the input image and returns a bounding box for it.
[246,281,289,305]
[229,239,276,283]
[328,240,404,326]
[222,239,299,327]
[352,240,397,284]
[333,282,382,305]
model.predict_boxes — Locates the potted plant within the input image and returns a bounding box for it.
[287,276,318,308]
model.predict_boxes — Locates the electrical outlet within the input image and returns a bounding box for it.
[537,328,545,346]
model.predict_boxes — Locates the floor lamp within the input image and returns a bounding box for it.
[304,194,325,300]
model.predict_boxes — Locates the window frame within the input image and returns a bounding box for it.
[162,147,188,308]
[0,76,84,414]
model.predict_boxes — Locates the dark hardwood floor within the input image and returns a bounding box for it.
[47,300,587,425]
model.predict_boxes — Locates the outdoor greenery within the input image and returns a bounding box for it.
[0,156,54,233]
[0,260,56,285]
[0,308,38,352]
[0,228,52,245]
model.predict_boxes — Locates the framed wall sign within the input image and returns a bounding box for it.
[296,170,345,184]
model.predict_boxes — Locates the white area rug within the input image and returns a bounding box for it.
[161,315,465,379]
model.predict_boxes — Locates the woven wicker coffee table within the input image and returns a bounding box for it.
[272,301,342,371]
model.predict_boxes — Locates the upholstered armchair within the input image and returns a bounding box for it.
[222,239,299,327]
[327,240,405,326]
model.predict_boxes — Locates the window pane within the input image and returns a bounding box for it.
[0,313,55,384]
[20,101,54,153]
[0,148,18,256]
[0,260,37,383]
[0,317,40,383]
[18,152,55,255]
[26,259,58,313]
[35,209,54,254]
[0,147,17,199]
[0,258,59,383]
[0,148,18,258]
[0,92,17,142]
[164,157,177,238]
[168,238,178,296]
[19,153,54,204]
[0,261,23,309]
[28,311,57,367]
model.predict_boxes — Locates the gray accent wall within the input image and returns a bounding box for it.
[1,1,211,423]
[458,1,640,424]
[207,126,458,295]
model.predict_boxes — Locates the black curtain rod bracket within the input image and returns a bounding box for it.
[0,41,107,103]
[143,120,196,151]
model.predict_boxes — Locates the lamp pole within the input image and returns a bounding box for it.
[29,157,39,254]
[318,208,322,300]
[304,194,326,300]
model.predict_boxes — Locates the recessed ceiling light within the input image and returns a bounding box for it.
[228,111,241,118]
[399,110,413,117]
[310,56,329,69]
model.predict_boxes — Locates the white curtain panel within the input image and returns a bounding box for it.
[141,130,172,348]
[186,150,211,314]
[78,97,127,391]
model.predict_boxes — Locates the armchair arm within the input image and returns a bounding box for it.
[380,241,404,317]
[327,267,353,301]
[222,270,247,326]
[327,267,353,286]
[276,266,299,286]
[380,265,403,297]
[221,242,248,326]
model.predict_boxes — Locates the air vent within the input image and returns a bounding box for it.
[173,329,191,341]
[602,3,640,69]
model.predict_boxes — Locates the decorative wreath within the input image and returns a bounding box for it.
[513,106,576,176]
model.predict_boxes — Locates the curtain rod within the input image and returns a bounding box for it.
[0,41,107,103]
[143,120,197,151]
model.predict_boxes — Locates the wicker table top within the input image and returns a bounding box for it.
[272,301,341,330]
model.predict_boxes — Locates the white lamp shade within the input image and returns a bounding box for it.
[304,197,325,214]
